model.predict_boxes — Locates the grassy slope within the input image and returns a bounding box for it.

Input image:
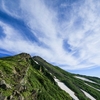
[33,56,100,100]
[0,54,72,100]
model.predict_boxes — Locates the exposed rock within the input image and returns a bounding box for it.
[13,90,20,96]
[4,97,7,100]
[30,90,38,100]
[18,94,24,100]
[19,53,31,60]
[0,93,7,100]
[15,84,27,93]
[7,95,13,100]
[12,68,17,74]
[0,80,11,89]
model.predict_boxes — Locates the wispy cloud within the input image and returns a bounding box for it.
[0,0,100,71]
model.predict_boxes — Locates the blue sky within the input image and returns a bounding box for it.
[0,0,100,77]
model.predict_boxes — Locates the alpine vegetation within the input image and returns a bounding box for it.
[0,53,100,100]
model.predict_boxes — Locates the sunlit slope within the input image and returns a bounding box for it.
[0,53,71,100]
[0,53,100,100]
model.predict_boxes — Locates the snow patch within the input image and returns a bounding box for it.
[34,60,39,64]
[85,83,100,91]
[50,72,52,75]
[81,89,96,100]
[54,78,79,100]
[74,76,96,84]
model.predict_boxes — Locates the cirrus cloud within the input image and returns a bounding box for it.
[0,0,100,72]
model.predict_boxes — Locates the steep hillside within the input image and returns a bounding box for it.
[33,56,100,100]
[0,53,72,100]
[0,53,100,100]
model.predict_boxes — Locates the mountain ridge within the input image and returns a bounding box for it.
[0,53,100,100]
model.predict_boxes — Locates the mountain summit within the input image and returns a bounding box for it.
[0,53,100,100]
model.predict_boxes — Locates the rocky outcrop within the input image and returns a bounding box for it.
[0,93,7,100]
[0,80,11,89]
[19,53,31,59]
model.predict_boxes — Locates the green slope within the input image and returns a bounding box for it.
[0,53,100,100]
[0,53,72,100]
[33,56,100,100]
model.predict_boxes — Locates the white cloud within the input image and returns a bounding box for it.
[1,0,21,18]
[20,0,58,38]
[0,21,53,58]
[63,0,100,68]
[0,0,100,71]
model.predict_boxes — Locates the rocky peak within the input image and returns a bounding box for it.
[19,53,31,59]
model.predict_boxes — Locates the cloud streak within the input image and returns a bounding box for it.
[0,0,100,71]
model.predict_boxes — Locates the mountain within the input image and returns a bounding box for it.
[0,53,100,100]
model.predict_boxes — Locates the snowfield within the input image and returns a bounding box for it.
[54,78,79,100]
[85,83,100,91]
[34,60,39,64]
[81,89,96,100]
[74,76,97,84]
